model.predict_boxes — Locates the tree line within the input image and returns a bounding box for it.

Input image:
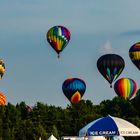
[0,94,140,140]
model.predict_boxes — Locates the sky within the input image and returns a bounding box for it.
[0,0,140,107]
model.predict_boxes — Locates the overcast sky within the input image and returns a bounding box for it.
[0,0,140,107]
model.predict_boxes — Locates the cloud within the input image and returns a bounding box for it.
[99,41,113,54]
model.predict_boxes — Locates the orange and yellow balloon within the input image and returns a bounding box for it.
[0,92,6,106]
[114,78,137,100]
[0,59,5,79]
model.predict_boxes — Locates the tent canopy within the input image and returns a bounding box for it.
[111,136,125,140]
[87,136,106,140]
[79,115,140,137]
[48,134,57,140]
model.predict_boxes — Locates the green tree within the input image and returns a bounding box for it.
[99,97,138,118]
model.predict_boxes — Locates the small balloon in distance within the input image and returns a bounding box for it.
[0,59,5,79]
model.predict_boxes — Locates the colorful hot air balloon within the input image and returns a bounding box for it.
[129,42,140,70]
[62,78,86,103]
[0,59,5,79]
[97,54,125,88]
[114,78,137,100]
[47,25,71,58]
[0,92,6,106]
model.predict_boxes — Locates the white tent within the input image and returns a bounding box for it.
[111,136,125,140]
[61,136,106,140]
[48,134,57,140]
[87,136,106,140]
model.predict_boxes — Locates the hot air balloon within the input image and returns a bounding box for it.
[114,78,137,100]
[26,105,32,113]
[0,59,5,79]
[62,78,86,103]
[47,25,71,58]
[129,42,140,70]
[97,54,125,88]
[0,92,6,106]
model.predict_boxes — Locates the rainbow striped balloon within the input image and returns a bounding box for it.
[47,25,71,58]
[0,92,6,106]
[114,78,137,100]
[129,42,140,70]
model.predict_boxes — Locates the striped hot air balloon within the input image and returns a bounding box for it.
[62,78,86,103]
[47,25,71,58]
[129,42,140,70]
[114,77,137,100]
[0,92,6,106]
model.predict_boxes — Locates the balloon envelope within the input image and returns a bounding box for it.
[114,78,137,100]
[0,92,6,106]
[129,42,140,70]
[97,54,125,87]
[62,78,86,103]
[47,25,71,58]
[0,59,5,79]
